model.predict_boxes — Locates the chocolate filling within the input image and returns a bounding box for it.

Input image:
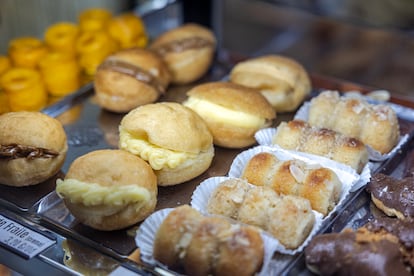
[0,144,59,160]
[98,59,165,94]
[367,173,414,218]
[151,36,214,56]
[305,229,411,276]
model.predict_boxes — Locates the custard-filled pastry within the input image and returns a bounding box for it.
[183,82,276,148]
[56,149,157,231]
[119,102,214,186]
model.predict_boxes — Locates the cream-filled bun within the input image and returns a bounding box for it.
[149,23,216,85]
[119,102,214,186]
[94,48,171,113]
[230,55,311,112]
[56,149,157,231]
[0,111,67,187]
[183,82,276,148]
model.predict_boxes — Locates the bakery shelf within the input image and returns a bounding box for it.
[1,1,414,274]
[1,51,414,275]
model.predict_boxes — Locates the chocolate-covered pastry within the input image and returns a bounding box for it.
[367,173,414,220]
[366,216,414,267]
[305,228,411,276]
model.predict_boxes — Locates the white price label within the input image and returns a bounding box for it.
[0,214,55,259]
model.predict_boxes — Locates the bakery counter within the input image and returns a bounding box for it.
[2,1,414,274]
[1,50,414,274]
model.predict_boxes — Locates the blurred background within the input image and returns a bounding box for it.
[0,0,413,96]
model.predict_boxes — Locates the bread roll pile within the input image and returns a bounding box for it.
[272,119,369,172]
[153,205,264,276]
[206,178,315,249]
[241,152,342,216]
[307,90,400,154]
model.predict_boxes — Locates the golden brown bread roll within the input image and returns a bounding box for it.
[119,102,214,186]
[153,205,203,269]
[241,152,342,216]
[94,48,171,113]
[0,111,67,186]
[272,120,369,173]
[153,205,264,276]
[207,178,315,249]
[229,55,311,112]
[150,23,216,85]
[183,82,276,148]
[56,149,157,231]
[307,90,400,154]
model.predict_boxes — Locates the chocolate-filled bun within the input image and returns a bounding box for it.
[150,23,216,85]
[119,102,214,186]
[94,48,171,113]
[0,111,67,187]
[56,149,157,231]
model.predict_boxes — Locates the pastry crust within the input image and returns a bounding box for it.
[150,23,216,84]
[0,111,67,186]
[153,205,264,276]
[119,102,214,186]
[241,152,342,216]
[184,82,276,148]
[56,149,157,231]
[273,120,368,172]
[308,90,400,154]
[230,55,311,112]
[207,178,315,249]
[94,48,171,113]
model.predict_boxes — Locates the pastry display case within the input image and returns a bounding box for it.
[1,0,414,275]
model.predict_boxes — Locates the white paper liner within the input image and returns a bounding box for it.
[190,175,324,255]
[135,206,279,276]
[294,100,409,162]
[255,128,372,185]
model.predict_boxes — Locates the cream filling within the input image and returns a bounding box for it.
[119,129,196,170]
[183,97,265,128]
[56,178,150,206]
